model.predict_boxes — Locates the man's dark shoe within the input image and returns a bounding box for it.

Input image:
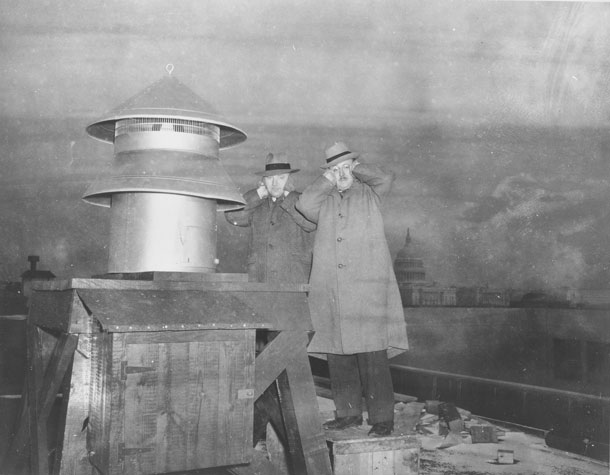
[368,421,393,437]
[323,416,363,430]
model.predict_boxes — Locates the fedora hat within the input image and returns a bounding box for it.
[321,142,359,168]
[255,152,300,177]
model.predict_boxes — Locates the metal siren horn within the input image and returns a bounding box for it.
[83,66,247,274]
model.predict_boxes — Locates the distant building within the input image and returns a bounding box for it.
[456,286,510,307]
[393,230,456,306]
[393,229,610,309]
[393,229,427,285]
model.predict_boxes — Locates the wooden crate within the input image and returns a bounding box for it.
[20,278,331,475]
[327,434,420,475]
[88,328,255,475]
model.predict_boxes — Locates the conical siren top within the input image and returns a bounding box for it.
[82,67,247,210]
[86,72,247,149]
[82,67,248,273]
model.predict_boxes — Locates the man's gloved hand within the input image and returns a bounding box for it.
[323,169,337,185]
[256,181,269,199]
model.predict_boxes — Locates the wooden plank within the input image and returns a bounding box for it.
[331,441,420,475]
[124,329,241,344]
[329,435,420,475]
[150,272,249,282]
[108,333,128,475]
[280,331,333,475]
[253,383,287,444]
[9,329,84,475]
[216,330,254,467]
[87,331,111,473]
[76,288,311,332]
[52,337,94,475]
[254,331,307,399]
[256,330,333,474]
[39,334,78,420]
[34,277,309,293]
[331,436,420,455]
[123,338,159,474]
[93,272,250,282]
[26,323,48,475]
[276,370,306,473]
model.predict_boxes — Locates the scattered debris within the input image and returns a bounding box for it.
[424,400,440,415]
[313,394,606,474]
[470,424,498,443]
[497,448,515,464]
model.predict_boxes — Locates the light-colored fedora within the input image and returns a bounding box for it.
[321,142,359,168]
[255,152,300,176]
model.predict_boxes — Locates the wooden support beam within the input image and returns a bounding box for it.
[255,330,332,475]
[254,331,306,399]
[253,383,287,444]
[26,323,48,475]
[39,334,78,420]
[51,337,94,475]
[276,370,307,474]
[9,327,80,475]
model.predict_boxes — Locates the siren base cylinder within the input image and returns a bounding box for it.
[108,193,218,274]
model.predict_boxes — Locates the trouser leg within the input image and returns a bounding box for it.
[327,353,363,418]
[357,350,395,424]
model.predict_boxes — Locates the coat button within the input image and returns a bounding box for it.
[337,237,343,242]
[338,264,344,269]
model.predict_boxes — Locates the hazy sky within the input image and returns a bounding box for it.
[2,1,610,290]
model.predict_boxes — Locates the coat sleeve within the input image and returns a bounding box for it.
[279,192,317,232]
[352,162,395,201]
[296,175,335,223]
[224,188,265,227]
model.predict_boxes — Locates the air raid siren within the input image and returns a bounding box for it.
[83,65,247,274]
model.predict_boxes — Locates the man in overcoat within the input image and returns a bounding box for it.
[225,152,316,447]
[225,152,316,283]
[296,142,408,437]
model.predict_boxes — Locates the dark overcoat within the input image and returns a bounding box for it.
[225,189,316,283]
[296,162,408,355]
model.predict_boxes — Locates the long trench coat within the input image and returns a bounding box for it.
[296,162,408,355]
[225,189,316,283]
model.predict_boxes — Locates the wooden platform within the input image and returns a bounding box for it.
[4,278,332,475]
[326,433,419,475]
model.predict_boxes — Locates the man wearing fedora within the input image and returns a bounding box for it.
[225,152,316,283]
[225,152,316,448]
[296,142,408,437]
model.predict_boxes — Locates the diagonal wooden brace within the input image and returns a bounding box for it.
[25,325,78,475]
[254,331,332,475]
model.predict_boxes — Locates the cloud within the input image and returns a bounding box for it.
[447,172,604,289]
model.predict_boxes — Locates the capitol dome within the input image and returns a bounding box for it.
[394,229,426,285]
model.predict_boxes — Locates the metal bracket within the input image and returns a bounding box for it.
[120,361,155,380]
